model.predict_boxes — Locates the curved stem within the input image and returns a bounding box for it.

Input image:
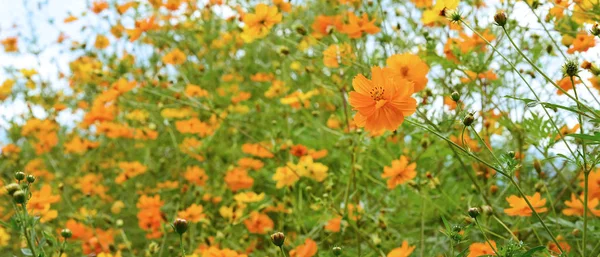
[501,26,596,116]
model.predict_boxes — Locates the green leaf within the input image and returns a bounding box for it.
[455,248,469,257]
[20,248,32,256]
[565,133,600,144]
[518,246,547,257]
[504,95,537,105]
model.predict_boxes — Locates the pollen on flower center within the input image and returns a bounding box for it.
[369,86,385,101]
[400,67,409,77]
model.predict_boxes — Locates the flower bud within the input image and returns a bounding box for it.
[449,11,462,23]
[26,175,35,183]
[451,91,460,102]
[15,171,25,181]
[533,159,542,174]
[270,232,285,247]
[591,23,600,36]
[572,228,581,237]
[13,190,26,204]
[463,113,475,126]
[61,228,72,239]
[278,46,290,56]
[562,59,579,78]
[481,205,493,215]
[468,207,480,219]
[507,151,515,158]
[493,11,507,27]
[294,24,307,36]
[4,183,20,195]
[173,218,188,235]
[332,246,342,256]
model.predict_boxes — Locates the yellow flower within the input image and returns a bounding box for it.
[241,4,282,42]
[273,165,300,188]
[234,192,265,203]
[296,156,328,182]
[0,226,10,247]
[111,201,125,214]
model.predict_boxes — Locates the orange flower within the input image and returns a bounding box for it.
[184,165,208,186]
[562,193,600,216]
[185,84,209,98]
[237,158,264,171]
[342,12,380,38]
[273,0,292,12]
[548,235,571,255]
[348,66,417,133]
[323,43,355,68]
[567,33,596,54]
[324,216,342,232]
[555,124,580,140]
[460,70,498,84]
[136,195,164,239]
[224,167,254,191]
[162,49,186,65]
[504,192,548,217]
[126,16,157,42]
[387,240,416,257]
[116,161,147,184]
[311,15,343,37]
[382,156,417,189]
[289,238,318,257]
[386,53,429,92]
[290,144,308,157]
[242,143,274,158]
[243,211,274,234]
[467,241,496,257]
[1,37,18,52]
[583,169,600,200]
[27,185,60,222]
[178,204,206,222]
[91,1,109,13]
[555,77,581,95]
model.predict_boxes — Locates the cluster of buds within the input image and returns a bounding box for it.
[4,171,35,204]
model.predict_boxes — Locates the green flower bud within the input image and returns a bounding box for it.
[4,183,20,195]
[332,246,342,256]
[463,113,475,126]
[493,11,507,27]
[270,232,285,247]
[26,175,35,183]
[173,218,188,235]
[15,172,25,181]
[451,91,460,102]
[468,207,480,219]
[61,228,72,239]
[13,190,26,204]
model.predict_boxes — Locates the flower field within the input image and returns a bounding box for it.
[1,0,600,256]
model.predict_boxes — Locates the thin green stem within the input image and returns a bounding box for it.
[179,234,186,256]
[583,172,590,257]
[279,246,287,257]
[501,26,598,117]
[475,218,499,256]
[461,21,580,162]
[509,178,564,254]
[20,204,38,257]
